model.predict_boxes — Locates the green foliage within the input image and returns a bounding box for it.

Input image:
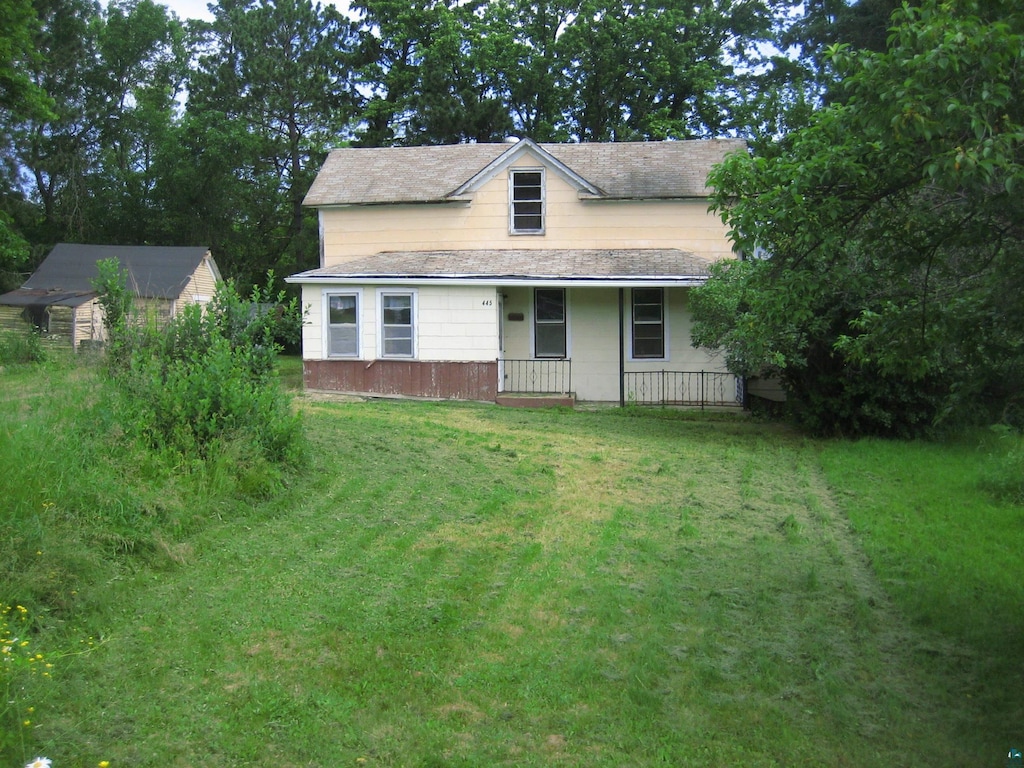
[185,0,357,282]
[0,322,44,364]
[6,402,1017,764]
[980,426,1024,505]
[0,0,53,121]
[91,257,133,334]
[353,0,798,144]
[0,211,32,292]
[696,0,1024,436]
[99,275,304,463]
[0,604,53,761]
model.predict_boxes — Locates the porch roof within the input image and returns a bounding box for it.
[0,288,97,308]
[287,248,714,287]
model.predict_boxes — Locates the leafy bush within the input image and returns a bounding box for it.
[0,323,45,365]
[981,426,1024,505]
[96,269,304,465]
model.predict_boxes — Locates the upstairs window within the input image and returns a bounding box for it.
[510,169,544,234]
[631,288,665,359]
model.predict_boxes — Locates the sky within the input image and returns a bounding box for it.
[157,0,352,23]
[161,0,214,21]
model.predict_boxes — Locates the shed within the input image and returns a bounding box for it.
[0,244,220,350]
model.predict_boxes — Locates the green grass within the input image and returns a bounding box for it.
[818,435,1024,745]
[3,363,1023,766]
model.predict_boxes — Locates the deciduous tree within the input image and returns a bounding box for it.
[693,0,1024,435]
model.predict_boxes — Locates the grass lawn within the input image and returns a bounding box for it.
[3,364,1022,766]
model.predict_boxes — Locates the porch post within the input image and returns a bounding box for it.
[618,288,625,407]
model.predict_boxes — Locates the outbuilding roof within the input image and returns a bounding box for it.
[0,244,217,308]
[287,248,713,287]
[304,139,747,206]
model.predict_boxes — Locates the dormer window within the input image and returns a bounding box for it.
[510,169,545,234]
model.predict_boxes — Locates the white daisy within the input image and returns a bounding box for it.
[26,758,52,768]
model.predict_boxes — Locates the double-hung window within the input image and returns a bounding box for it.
[631,288,665,359]
[510,169,544,234]
[534,287,566,358]
[326,291,359,358]
[379,291,415,358]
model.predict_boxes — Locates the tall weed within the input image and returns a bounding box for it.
[980,426,1024,504]
[0,323,45,365]
[97,271,304,465]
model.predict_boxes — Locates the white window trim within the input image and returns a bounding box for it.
[323,288,362,359]
[376,288,417,359]
[509,167,546,235]
[532,286,570,359]
[628,287,670,362]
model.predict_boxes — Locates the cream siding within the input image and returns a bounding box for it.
[0,306,27,334]
[318,164,733,267]
[73,298,105,348]
[496,287,721,402]
[179,255,219,304]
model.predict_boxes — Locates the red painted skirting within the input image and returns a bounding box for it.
[304,359,498,401]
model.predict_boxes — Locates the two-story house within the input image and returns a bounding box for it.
[286,138,746,405]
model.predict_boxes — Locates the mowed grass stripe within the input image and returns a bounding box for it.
[15,388,1012,766]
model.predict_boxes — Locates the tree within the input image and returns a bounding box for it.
[352,0,802,145]
[0,0,49,287]
[185,0,358,282]
[10,0,100,243]
[0,0,53,131]
[477,0,576,141]
[350,0,514,146]
[85,0,188,244]
[692,0,1024,435]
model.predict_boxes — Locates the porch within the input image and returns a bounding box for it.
[498,358,743,409]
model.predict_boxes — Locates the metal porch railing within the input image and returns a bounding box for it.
[624,370,744,408]
[500,358,572,394]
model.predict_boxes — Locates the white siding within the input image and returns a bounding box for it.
[303,284,500,363]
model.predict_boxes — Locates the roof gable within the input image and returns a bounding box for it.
[303,139,747,207]
[21,244,214,300]
[450,138,602,198]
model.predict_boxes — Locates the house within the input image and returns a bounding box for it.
[0,243,221,351]
[285,138,747,405]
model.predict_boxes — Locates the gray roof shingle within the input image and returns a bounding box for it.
[18,243,215,300]
[289,248,713,282]
[303,140,747,206]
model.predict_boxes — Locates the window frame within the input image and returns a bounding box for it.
[377,288,417,359]
[630,287,667,361]
[509,168,546,235]
[323,289,361,359]
[533,287,567,359]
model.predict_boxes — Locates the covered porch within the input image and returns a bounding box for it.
[290,248,742,408]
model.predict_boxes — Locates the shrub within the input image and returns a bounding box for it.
[96,271,304,465]
[0,323,45,365]
[981,426,1024,505]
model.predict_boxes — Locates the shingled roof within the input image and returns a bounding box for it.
[4,244,216,305]
[288,248,713,286]
[303,139,747,206]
